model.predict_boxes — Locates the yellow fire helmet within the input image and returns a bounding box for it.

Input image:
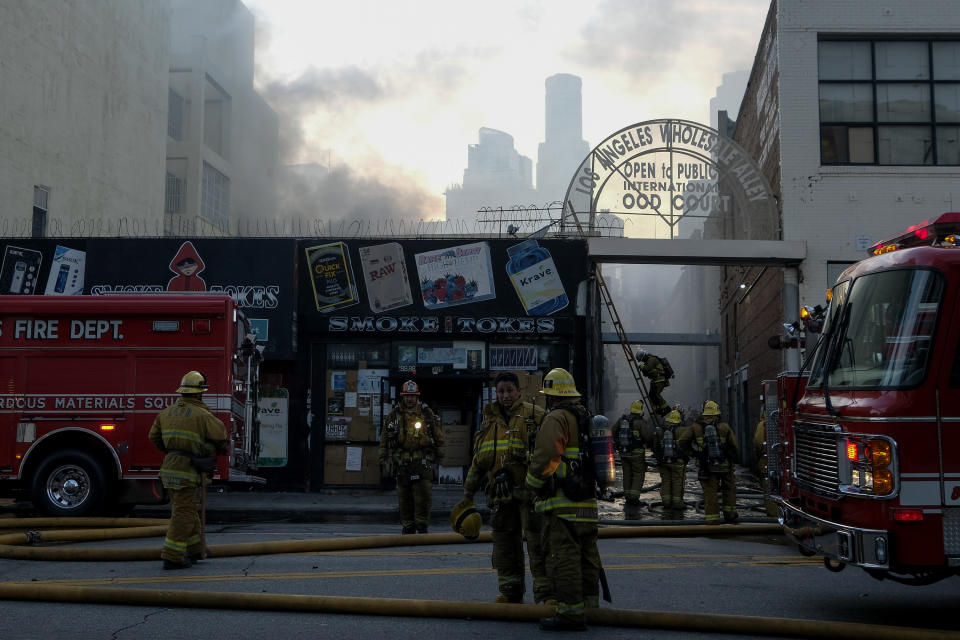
[176,370,208,394]
[701,400,721,417]
[664,409,683,425]
[540,368,581,397]
[450,498,482,540]
[630,400,644,414]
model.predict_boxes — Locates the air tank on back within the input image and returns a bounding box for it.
[590,415,616,490]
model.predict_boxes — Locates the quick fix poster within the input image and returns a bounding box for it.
[305,242,358,312]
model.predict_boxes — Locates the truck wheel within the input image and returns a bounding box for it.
[31,450,107,516]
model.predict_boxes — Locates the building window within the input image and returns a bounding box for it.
[164,158,187,215]
[168,88,184,140]
[819,39,960,165]
[32,185,49,238]
[201,162,229,226]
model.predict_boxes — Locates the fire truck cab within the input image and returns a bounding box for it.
[770,212,960,585]
[0,294,262,516]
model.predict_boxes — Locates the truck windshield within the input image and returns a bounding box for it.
[809,268,943,389]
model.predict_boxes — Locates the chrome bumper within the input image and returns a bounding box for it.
[776,499,890,569]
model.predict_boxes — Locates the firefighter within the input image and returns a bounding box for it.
[378,380,444,534]
[148,370,228,570]
[617,400,649,507]
[464,371,547,604]
[524,368,600,632]
[634,349,671,416]
[654,409,688,520]
[681,400,740,524]
[753,408,778,517]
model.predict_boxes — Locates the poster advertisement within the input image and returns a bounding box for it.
[359,242,413,312]
[414,241,496,310]
[43,245,86,295]
[505,239,568,315]
[258,391,289,467]
[0,245,42,295]
[357,369,389,393]
[305,242,358,312]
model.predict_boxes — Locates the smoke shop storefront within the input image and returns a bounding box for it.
[297,237,592,489]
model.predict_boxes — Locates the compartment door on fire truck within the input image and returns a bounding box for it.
[941,294,960,507]
[132,357,220,468]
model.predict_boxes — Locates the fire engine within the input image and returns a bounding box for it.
[768,212,960,585]
[0,294,262,516]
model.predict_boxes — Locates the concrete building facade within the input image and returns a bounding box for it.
[166,0,279,236]
[723,0,960,447]
[0,0,170,236]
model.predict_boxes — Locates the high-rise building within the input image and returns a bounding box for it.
[537,74,590,206]
[444,127,536,230]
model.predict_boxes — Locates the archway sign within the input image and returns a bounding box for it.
[563,119,778,240]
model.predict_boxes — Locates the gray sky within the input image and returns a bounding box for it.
[246,0,771,221]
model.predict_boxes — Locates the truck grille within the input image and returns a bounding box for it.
[794,425,840,497]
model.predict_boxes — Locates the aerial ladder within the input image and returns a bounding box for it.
[561,201,664,431]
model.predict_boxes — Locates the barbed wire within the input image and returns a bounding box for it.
[0,205,622,240]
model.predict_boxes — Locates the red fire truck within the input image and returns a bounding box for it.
[769,212,960,585]
[0,294,262,516]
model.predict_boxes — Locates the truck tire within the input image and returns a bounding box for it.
[31,450,108,516]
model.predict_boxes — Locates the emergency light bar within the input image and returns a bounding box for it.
[869,212,960,256]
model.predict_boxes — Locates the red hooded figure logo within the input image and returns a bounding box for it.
[167,241,207,291]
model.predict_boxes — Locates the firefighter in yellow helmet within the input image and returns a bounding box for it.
[148,371,228,570]
[378,380,444,534]
[464,371,548,604]
[617,400,650,507]
[680,400,740,524]
[654,409,689,520]
[524,368,600,632]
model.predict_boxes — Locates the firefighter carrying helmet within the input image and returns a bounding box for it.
[540,368,581,397]
[630,400,644,415]
[450,498,482,540]
[400,380,420,396]
[665,409,683,425]
[702,400,721,417]
[176,370,208,394]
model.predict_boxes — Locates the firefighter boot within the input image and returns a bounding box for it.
[401,524,416,535]
[416,523,429,533]
[162,557,192,571]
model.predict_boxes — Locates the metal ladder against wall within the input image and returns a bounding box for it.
[563,201,662,429]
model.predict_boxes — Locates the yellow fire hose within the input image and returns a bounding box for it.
[0,519,952,639]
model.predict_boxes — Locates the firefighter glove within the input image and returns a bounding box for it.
[492,470,513,500]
